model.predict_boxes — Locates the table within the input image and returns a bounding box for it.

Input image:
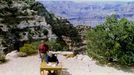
[40,61,62,75]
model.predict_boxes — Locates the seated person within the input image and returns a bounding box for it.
[46,53,59,64]
[46,53,60,74]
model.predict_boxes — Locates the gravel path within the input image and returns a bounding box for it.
[0,51,40,75]
[59,55,134,75]
[0,51,134,75]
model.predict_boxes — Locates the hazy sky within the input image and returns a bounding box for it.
[37,0,134,2]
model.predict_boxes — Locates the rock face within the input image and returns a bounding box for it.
[61,25,90,53]
[17,16,56,41]
[6,51,18,59]
[0,1,80,54]
[74,25,91,54]
[0,1,57,54]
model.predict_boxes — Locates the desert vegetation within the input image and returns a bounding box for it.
[86,15,134,66]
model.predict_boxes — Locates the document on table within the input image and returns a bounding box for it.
[47,63,56,67]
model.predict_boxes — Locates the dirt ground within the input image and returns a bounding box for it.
[0,51,134,75]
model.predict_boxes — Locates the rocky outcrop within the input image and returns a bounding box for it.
[61,25,91,54]
[0,0,80,54]
[0,1,57,54]
[17,16,56,41]
[74,25,91,54]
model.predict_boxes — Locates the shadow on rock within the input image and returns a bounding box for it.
[0,59,10,64]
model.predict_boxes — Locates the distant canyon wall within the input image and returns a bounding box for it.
[42,1,134,27]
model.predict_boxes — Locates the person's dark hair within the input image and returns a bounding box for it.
[52,54,55,57]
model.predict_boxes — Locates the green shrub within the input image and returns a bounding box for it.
[47,40,63,51]
[20,44,37,55]
[18,52,27,57]
[0,51,6,63]
[86,15,134,66]
[31,40,40,49]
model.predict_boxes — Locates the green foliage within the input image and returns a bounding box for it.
[46,40,68,51]
[20,44,37,55]
[0,51,6,63]
[0,0,35,53]
[0,0,34,26]
[86,15,134,66]
[31,40,40,49]
[19,40,40,57]
[18,52,27,57]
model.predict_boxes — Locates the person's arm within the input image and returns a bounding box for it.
[55,55,59,64]
[46,55,49,63]
[56,58,59,64]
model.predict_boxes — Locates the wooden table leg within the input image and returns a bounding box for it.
[40,69,44,75]
[40,68,42,75]
[60,69,62,75]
